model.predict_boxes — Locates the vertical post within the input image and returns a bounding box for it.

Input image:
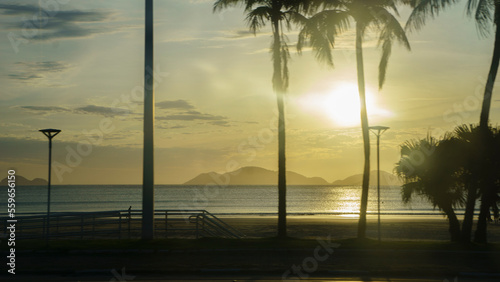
[40,128,60,243]
[142,0,155,240]
[376,134,381,242]
[47,137,52,241]
[369,126,388,242]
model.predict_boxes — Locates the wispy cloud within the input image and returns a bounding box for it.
[17,104,132,117]
[7,61,73,85]
[156,100,195,110]
[75,105,132,117]
[0,3,116,42]
[18,105,71,115]
[157,111,226,121]
[155,99,230,126]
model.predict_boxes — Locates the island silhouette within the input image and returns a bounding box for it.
[184,166,401,186]
[0,175,47,186]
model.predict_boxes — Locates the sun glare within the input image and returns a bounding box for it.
[298,83,392,127]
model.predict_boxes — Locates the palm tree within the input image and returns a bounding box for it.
[404,0,500,244]
[474,125,500,242]
[395,136,465,242]
[297,0,410,239]
[450,124,482,243]
[213,0,310,238]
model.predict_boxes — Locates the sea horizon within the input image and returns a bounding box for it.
[0,184,472,216]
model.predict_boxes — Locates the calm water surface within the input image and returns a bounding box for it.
[0,185,448,215]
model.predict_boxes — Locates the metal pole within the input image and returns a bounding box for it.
[377,134,381,242]
[142,0,155,240]
[47,137,52,242]
[369,126,388,243]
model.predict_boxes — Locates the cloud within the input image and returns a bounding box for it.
[7,61,73,84]
[224,29,257,39]
[0,3,115,42]
[18,105,71,115]
[155,99,231,126]
[18,104,132,117]
[75,105,131,117]
[157,111,227,121]
[157,124,188,130]
[17,61,71,72]
[156,100,195,110]
[7,73,43,81]
[209,120,231,127]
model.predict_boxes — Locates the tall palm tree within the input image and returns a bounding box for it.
[214,0,310,238]
[404,0,500,244]
[395,136,465,242]
[297,0,410,239]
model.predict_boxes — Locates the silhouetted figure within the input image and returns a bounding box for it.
[127,206,132,219]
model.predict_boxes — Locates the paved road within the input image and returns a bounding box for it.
[3,273,500,282]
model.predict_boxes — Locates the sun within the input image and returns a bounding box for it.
[298,83,391,127]
[326,83,363,127]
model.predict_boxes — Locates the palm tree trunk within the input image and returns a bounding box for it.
[272,16,287,239]
[479,9,500,128]
[475,11,500,244]
[461,183,477,243]
[474,195,490,243]
[355,21,371,239]
[443,204,461,242]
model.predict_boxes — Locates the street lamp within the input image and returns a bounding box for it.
[142,0,155,240]
[39,128,61,241]
[369,126,389,242]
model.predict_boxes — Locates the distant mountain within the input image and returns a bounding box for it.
[184,166,330,185]
[0,175,48,186]
[332,170,402,186]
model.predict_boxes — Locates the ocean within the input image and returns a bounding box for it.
[1,184,451,216]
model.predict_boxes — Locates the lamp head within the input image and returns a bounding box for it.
[369,126,390,131]
[39,128,61,139]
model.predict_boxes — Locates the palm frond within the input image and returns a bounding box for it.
[244,0,269,12]
[213,0,243,13]
[281,41,290,90]
[296,9,350,67]
[473,0,494,37]
[405,0,458,32]
[378,35,392,89]
[374,7,410,88]
[245,6,271,34]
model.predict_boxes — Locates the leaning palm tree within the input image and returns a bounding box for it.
[404,0,500,244]
[395,136,465,242]
[405,0,499,128]
[297,0,410,239]
[214,0,311,238]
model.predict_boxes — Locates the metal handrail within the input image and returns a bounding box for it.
[0,209,244,240]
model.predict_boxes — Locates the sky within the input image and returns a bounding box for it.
[0,0,499,185]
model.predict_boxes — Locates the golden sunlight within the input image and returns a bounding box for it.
[298,83,392,127]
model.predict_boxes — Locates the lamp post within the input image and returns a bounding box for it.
[39,128,61,241]
[142,0,155,240]
[369,126,389,242]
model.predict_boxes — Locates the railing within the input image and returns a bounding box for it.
[0,210,243,240]
[186,210,244,239]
